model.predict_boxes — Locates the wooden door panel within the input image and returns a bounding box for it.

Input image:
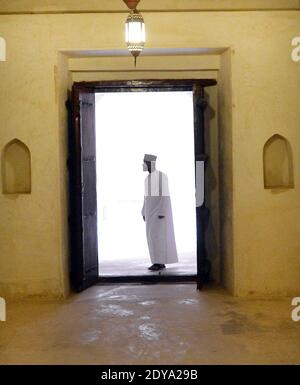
[82,214,98,283]
[82,160,97,216]
[69,85,98,292]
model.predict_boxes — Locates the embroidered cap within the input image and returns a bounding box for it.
[144,154,157,162]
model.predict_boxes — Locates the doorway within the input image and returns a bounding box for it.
[95,91,197,278]
[68,80,217,292]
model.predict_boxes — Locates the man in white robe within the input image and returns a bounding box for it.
[142,154,178,271]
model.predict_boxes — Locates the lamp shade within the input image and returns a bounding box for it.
[125,10,146,59]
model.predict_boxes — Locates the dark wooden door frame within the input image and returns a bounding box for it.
[69,79,217,291]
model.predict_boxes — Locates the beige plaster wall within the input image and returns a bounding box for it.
[0,9,299,299]
[218,49,234,293]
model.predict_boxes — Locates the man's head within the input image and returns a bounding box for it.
[143,154,157,172]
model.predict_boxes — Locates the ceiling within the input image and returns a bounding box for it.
[0,0,299,13]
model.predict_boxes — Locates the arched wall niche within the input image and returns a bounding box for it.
[263,134,294,189]
[2,139,31,194]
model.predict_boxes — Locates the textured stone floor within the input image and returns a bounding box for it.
[99,253,197,277]
[0,284,299,364]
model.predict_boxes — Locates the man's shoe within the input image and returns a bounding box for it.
[148,264,166,271]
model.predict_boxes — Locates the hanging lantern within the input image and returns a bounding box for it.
[123,1,146,66]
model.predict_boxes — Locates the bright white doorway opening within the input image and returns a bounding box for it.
[95,91,197,276]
